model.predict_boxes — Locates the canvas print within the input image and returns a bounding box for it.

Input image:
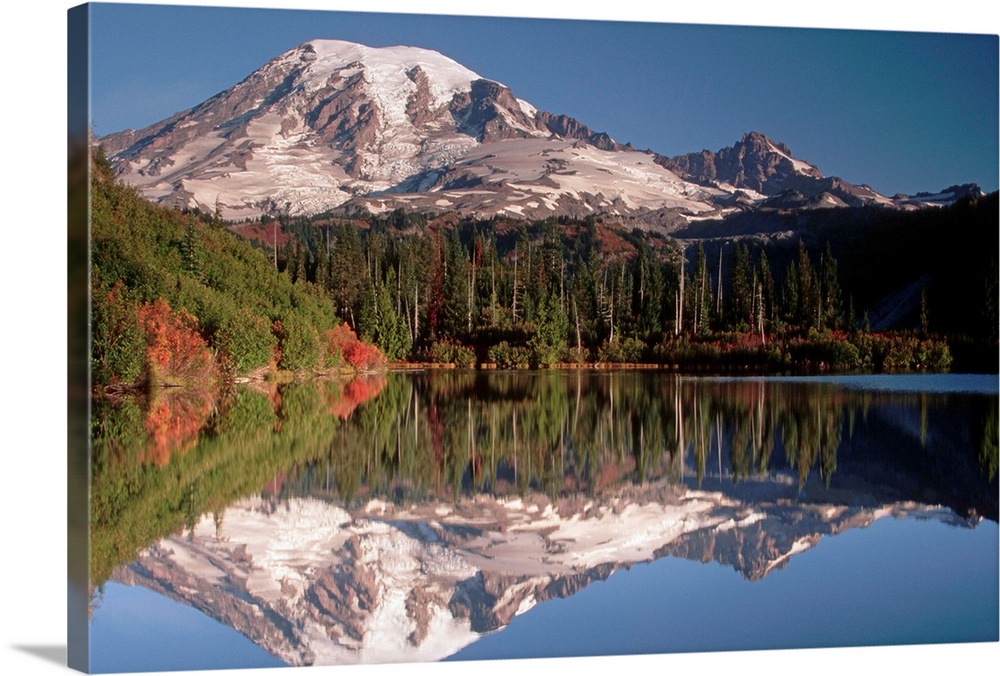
[68,2,999,673]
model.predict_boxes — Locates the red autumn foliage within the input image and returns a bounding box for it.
[324,323,386,371]
[342,340,385,371]
[327,375,387,420]
[136,298,215,382]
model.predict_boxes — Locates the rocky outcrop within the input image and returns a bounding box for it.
[657,131,824,195]
[535,110,623,150]
[404,66,438,127]
[450,79,538,141]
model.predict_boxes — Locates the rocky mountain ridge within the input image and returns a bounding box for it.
[100,39,982,224]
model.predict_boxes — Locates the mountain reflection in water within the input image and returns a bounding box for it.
[89,371,999,669]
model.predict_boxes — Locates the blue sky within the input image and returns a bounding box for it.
[86,2,998,196]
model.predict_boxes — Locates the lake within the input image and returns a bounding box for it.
[87,370,999,672]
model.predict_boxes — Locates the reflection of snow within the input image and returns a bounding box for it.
[119,484,951,667]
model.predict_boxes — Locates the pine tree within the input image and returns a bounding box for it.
[820,243,843,330]
[632,245,664,340]
[329,224,366,327]
[694,243,712,335]
[730,242,753,330]
[528,290,569,366]
[781,261,799,327]
[295,244,310,284]
[439,230,470,340]
[796,240,820,331]
[757,249,775,331]
[281,240,296,278]
[674,244,686,336]
[315,249,329,290]
[920,286,930,336]
[367,270,412,360]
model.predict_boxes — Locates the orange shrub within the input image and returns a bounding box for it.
[137,297,215,383]
[324,323,386,371]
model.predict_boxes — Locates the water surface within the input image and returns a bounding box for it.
[88,371,999,672]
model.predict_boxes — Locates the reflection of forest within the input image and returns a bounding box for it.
[90,376,385,587]
[90,371,998,588]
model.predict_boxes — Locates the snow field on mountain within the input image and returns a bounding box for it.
[306,40,481,117]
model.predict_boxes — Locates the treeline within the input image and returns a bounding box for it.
[257,198,990,371]
[90,150,384,390]
[92,141,996,378]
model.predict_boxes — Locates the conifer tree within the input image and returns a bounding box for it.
[329,224,366,327]
[315,249,329,290]
[781,261,799,327]
[694,243,712,335]
[632,245,664,340]
[439,230,470,339]
[757,249,775,331]
[730,242,753,329]
[795,240,820,331]
[920,286,930,336]
[820,243,843,330]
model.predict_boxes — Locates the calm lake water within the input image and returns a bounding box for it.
[88,371,999,672]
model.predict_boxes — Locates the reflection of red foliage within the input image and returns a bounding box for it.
[325,323,386,371]
[142,388,214,466]
[327,375,386,420]
[137,298,215,382]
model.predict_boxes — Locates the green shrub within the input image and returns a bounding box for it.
[215,308,277,376]
[274,316,321,371]
[91,279,146,388]
[428,339,476,367]
[488,341,532,369]
[598,337,646,363]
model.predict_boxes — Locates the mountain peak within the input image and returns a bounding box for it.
[98,40,969,223]
[740,130,791,156]
[741,130,772,144]
[299,38,482,78]
[656,131,823,196]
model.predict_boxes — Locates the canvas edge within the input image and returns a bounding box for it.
[68,2,92,673]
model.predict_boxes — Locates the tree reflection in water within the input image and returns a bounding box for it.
[90,371,998,592]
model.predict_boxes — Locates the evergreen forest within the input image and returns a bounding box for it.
[89,147,999,388]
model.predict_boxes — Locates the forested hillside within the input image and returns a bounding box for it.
[90,150,383,391]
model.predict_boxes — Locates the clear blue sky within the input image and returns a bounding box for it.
[87,1,998,197]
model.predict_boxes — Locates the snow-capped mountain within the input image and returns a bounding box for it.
[100,39,981,223]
